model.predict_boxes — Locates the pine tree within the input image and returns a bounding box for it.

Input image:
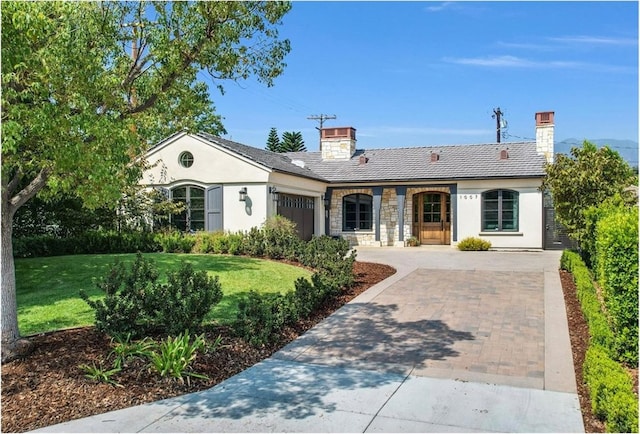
[280,131,307,152]
[266,127,282,152]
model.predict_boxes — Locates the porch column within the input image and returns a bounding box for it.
[450,184,457,242]
[396,186,406,243]
[372,187,383,243]
[324,188,333,236]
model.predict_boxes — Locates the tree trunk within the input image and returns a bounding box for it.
[1,169,50,362]
[1,203,29,362]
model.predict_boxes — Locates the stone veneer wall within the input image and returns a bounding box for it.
[331,185,452,247]
[321,138,356,160]
[329,188,378,246]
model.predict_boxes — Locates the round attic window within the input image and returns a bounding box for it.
[179,151,194,168]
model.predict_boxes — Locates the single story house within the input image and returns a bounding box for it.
[142,111,566,249]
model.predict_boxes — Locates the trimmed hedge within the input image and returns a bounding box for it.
[560,250,638,432]
[560,251,614,351]
[584,345,638,433]
[13,230,161,258]
[595,207,639,365]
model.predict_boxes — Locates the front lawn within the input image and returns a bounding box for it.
[15,253,312,336]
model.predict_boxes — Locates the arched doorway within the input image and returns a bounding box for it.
[412,192,451,245]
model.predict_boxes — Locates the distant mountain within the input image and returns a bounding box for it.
[556,138,638,167]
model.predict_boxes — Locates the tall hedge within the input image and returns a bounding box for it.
[561,251,638,432]
[595,206,639,365]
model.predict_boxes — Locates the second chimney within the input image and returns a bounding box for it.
[535,111,555,163]
[321,127,357,160]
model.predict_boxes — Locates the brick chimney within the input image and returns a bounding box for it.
[535,111,554,163]
[321,127,356,160]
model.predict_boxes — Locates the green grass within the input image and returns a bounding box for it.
[15,253,312,336]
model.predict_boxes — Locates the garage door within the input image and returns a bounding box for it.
[277,193,315,241]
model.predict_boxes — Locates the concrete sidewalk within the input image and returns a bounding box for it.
[34,247,584,433]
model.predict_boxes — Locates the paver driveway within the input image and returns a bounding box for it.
[275,247,567,391]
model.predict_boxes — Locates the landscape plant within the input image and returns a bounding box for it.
[109,334,156,370]
[148,332,209,384]
[541,141,636,247]
[233,235,356,346]
[80,253,223,339]
[457,237,491,251]
[79,362,123,387]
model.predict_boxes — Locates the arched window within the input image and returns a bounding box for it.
[343,194,373,231]
[482,189,519,231]
[171,185,205,232]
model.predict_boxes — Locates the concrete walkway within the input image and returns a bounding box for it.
[34,247,584,433]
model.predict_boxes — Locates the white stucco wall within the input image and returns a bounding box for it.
[143,133,270,185]
[456,178,544,249]
[222,184,269,233]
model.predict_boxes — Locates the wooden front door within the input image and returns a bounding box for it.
[412,192,451,245]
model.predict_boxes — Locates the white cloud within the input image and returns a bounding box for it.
[425,2,454,12]
[443,55,634,73]
[548,35,638,46]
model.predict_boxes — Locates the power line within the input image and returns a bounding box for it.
[307,114,337,150]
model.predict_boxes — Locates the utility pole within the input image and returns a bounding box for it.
[307,114,336,150]
[492,107,503,143]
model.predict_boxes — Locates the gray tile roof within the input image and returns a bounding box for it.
[152,131,546,184]
[195,132,328,182]
[285,142,546,183]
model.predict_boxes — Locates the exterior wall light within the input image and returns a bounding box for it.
[239,187,247,202]
[322,194,330,209]
[269,186,279,202]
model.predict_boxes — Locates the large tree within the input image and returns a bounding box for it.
[266,127,282,152]
[1,1,291,361]
[541,140,636,244]
[280,131,306,152]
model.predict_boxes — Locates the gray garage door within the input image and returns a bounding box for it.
[277,193,315,241]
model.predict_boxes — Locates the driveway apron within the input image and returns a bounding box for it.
[34,247,584,433]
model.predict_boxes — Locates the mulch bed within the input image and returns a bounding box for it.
[1,261,396,433]
[2,262,630,433]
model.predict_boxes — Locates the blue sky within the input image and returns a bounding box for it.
[208,1,638,154]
